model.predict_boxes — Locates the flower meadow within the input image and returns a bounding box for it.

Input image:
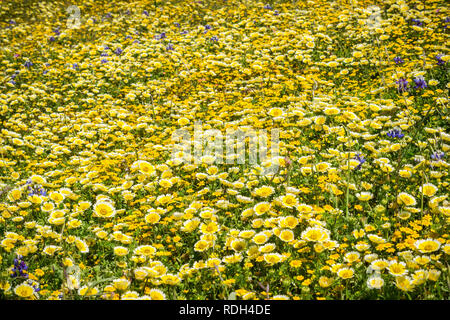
[0,0,449,301]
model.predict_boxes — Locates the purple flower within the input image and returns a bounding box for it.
[24,61,33,68]
[143,10,149,16]
[101,52,108,57]
[101,59,108,63]
[155,32,166,40]
[413,76,427,89]
[354,153,366,171]
[73,63,79,69]
[174,22,180,28]
[125,35,133,40]
[431,151,445,160]
[394,56,404,64]
[387,128,404,139]
[181,30,188,35]
[436,54,445,65]
[411,18,422,26]
[264,4,273,10]
[166,43,174,51]
[11,256,28,278]
[396,78,408,92]
[114,48,123,55]
[49,36,56,42]
[54,28,60,36]
[210,36,218,42]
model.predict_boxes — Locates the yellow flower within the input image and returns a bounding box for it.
[253,186,275,198]
[367,276,384,289]
[397,192,417,206]
[337,267,354,279]
[388,261,407,276]
[148,288,166,300]
[279,229,294,242]
[318,276,333,288]
[114,246,129,256]
[301,227,330,242]
[138,161,155,175]
[14,282,34,298]
[93,202,116,218]
[113,278,130,291]
[414,239,441,253]
[253,202,271,216]
[194,240,210,252]
[280,194,298,208]
[200,221,219,234]
[145,212,161,224]
[420,183,438,197]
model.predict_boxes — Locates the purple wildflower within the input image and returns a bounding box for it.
[431,151,445,160]
[411,18,422,26]
[436,54,445,65]
[354,153,366,171]
[11,256,28,278]
[396,78,408,92]
[24,61,33,68]
[394,56,404,64]
[387,128,404,139]
[413,76,427,89]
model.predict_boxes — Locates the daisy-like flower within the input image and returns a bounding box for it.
[145,211,161,224]
[194,240,210,252]
[138,161,155,175]
[395,276,415,292]
[200,221,219,234]
[14,282,34,298]
[356,192,373,201]
[263,253,283,265]
[74,238,89,253]
[252,232,269,245]
[278,229,294,242]
[148,288,166,300]
[367,275,384,289]
[419,183,438,197]
[253,185,275,198]
[344,251,360,263]
[337,267,354,279]
[414,239,441,254]
[301,227,330,242]
[397,192,417,207]
[253,202,271,216]
[93,201,116,218]
[134,245,156,257]
[113,246,129,256]
[113,278,130,291]
[370,259,389,271]
[387,261,407,277]
[279,194,299,208]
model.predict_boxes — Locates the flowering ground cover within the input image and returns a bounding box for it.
[0,0,448,300]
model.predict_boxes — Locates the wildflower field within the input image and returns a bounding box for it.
[0,0,449,301]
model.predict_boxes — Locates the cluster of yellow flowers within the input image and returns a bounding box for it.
[0,0,448,300]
